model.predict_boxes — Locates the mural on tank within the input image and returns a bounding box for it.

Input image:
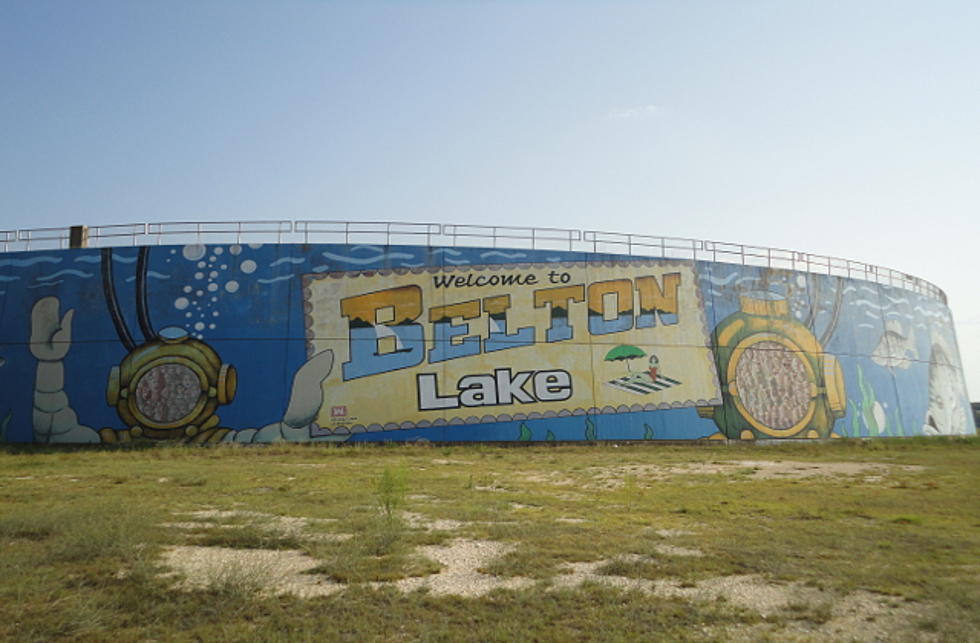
[0,242,974,444]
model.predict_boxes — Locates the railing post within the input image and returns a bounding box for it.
[69,225,88,249]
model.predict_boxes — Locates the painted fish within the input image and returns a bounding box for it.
[871,319,918,369]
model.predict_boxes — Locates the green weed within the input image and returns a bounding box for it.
[376,466,407,521]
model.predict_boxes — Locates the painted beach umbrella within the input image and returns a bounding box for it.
[605,344,646,372]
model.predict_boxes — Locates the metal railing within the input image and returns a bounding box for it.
[295,220,441,246]
[145,220,292,245]
[0,219,947,303]
[443,224,582,250]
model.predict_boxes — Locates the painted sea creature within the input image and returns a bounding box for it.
[223,349,338,443]
[871,319,918,369]
[922,335,969,435]
[30,297,100,443]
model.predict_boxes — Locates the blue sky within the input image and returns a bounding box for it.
[2,1,978,395]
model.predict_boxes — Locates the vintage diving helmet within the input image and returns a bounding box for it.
[106,327,236,439]
[697,291,845,439]
[101,247,236,440]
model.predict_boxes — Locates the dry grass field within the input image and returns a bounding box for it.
[1,437,978,641]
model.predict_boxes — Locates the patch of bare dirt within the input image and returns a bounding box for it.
[383,539,535,597]
[401,511,465,531]
[651,544,704,557]
[650,528,696,538]
[705,589,930,642]
[580,460,924,489]
[160,538,531,599]
[551,558,652,593]
[473,484,510,492]
[552,558,931,641]
[157,527,933,643]
[164,509,349,541]
[160,545,344,598]
[521,471,577,486]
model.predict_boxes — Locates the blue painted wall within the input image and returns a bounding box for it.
[0,243,973,443]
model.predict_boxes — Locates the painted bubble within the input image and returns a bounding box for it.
[214,247,224,256]
[195,290,203,297]
[207,283,218,292]
[174,297,190,310]
[159,326,188,341]
[229,245,242,256]
[194,272,204,280]
[197,261,206,269]
[183,245,207,261]
[240,260,257,274]
[248,243,262,249]
[225,280,240,293]
[209,270,218,279]
[183,285,192,293]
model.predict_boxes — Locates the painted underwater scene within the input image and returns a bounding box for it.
[0,242,973,444]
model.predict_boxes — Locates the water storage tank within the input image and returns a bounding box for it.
[0,221,973,444]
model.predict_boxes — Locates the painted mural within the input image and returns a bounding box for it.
[0,242,973,444]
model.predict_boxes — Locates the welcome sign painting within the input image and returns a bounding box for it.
[303,260,722,434]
